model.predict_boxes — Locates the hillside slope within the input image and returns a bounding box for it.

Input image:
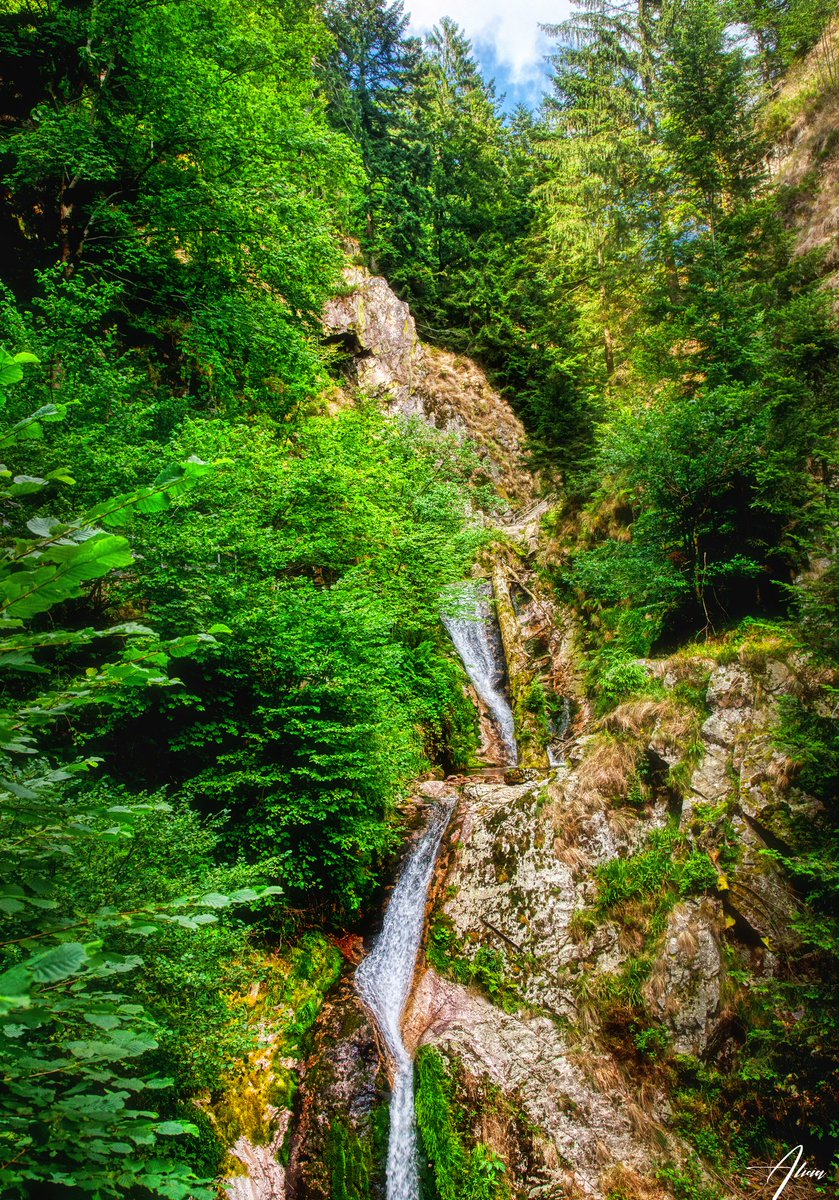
[770,16,839,293]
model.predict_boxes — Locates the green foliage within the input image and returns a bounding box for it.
[415,1047,507,1200]
[596,827,683,913]
[327,1119,374,1200]
[89,406,484,915]
[323,4,594,470]
[0,368,277,1196]
[732,0,837,77]
[323,1098,389,1200]
[657,1160,722,1200]
[775,695,839,802]
[679,852,720,898]
[634,1024,671,1061]
[0,0,362,417]
[586,648,656,714]
[545,0,839,642]
[427,917,521,1012]
[591,832,721,1006]
[596,832,720,913]
[0,0,836,1186]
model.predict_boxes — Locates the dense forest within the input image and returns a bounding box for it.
[0,0,837,1195]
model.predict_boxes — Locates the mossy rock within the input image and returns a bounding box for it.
[286,983,389,1199]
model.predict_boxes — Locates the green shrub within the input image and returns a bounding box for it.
[679,851,720,897]
[634,1024,671,1060]
[415,1049,507,1200]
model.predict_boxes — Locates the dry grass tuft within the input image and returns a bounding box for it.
[586,1053,627,1097]
[637,1078,660,1116]
[578,491,634,545]
[601,699,671,736]
[558,845,589,872]
[601,698,697,754]
[626,1098,657,1139]
[550,780,606,850]
[577,734,642,801]
[616,901,649,954]
[607,805,641,840]
[657,654,714,685]
[677,926,699,959]
[644,959,670,1007]
[767,753,799,793]
[601,1164,671,1200]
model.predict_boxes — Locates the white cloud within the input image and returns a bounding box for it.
[406,0,570,88]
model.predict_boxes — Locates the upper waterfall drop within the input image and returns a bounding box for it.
[442,582,518,766]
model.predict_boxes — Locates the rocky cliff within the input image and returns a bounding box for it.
[323,251,538,504]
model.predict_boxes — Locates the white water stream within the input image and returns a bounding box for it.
[355,582,516,1199]
[442,582,518,765]
[355,798,455,1200]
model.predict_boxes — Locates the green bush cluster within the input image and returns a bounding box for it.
[415,1048,508,1200]
[427,918,521,1012]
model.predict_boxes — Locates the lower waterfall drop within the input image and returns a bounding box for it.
[355,798,455,1200]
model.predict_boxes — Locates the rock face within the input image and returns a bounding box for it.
[405,968,664,1198]
[770,15,839,295]
[227,1120,290,1200]
[324,259,536,502]
[395,637,823,1196]
[306,255,826,1200]
[681,659,809,951]
[435,778,578,1019]
[324,266,423,405]
[405,773,679,1198]
[644,899,723,1055]
[286,984,387,1200]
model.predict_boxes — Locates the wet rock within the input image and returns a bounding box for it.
[286,983,387,1200]
[492,563,551,770]
[504,767,545,784]
[437,778,579,1018]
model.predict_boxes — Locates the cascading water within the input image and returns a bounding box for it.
[442,582,518,766]
[356,584,516,1197]
[355,798,455,1200]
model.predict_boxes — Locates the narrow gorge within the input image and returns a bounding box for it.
[223,260,835,1200]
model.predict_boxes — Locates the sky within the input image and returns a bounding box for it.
[406,0,572,111]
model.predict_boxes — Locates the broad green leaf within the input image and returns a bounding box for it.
[29,943,89,984]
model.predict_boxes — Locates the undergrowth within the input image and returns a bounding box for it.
[426,917,524,1013]
[415,1047,508,1200]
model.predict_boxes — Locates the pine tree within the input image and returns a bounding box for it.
[539,0,662,376]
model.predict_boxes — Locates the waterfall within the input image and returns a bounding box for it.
[355,798,455,1200]
[442,582,518,766]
